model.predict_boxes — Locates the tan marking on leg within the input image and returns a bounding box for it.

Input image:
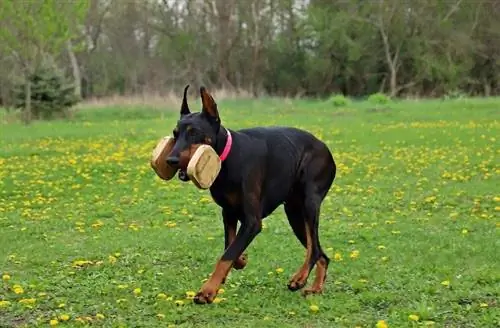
[288,223,312,290]
[303,256,328,295]
[194,260,233,304]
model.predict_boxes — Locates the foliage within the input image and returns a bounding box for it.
[12,65,79,120]
[367,93,391,105]
[0,0,499,103]
[328,94,350,107]
[0,98,498,327]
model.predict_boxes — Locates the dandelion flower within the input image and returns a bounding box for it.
[157,313,165,319]
[213,297,226,304]
[441,280,450,287]
[349,250,360,259]
[59,314,70,321]
[157,293,167,299]
[12,284,24,294]
[334,252,343,261]
[408,314,419,321]
[376,320,388,328]
[377,245,386,250]
[108,255,117,264]
[133,288,141,296]
[96,313,105,320]
[49,319,58,326]
[0,300,11,308]
[276,267,284,273]
[2,274,10,281]
[185,291,196,299]
[175,300,184,306]
[18,298,36,305]
[309,304,319,313]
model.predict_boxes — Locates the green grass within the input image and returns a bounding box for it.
[0,97,499,328]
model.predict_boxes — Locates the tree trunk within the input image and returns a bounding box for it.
[23,72,32,125]
[67,40,82,99]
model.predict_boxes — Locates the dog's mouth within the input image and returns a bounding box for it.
[178,169,190,182]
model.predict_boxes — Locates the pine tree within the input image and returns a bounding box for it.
[13,65,79,120]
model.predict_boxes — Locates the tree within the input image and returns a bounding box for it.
[0,0,88,123]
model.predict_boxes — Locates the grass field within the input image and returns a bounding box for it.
[0,96,499,328]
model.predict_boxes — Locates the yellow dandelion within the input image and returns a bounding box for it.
[157,313,165,319]
[72,260,93,268]
[49,319,58,326]
[175,300,184,306]
[18,298,36,305]
[12,284,24,294]
[479,302,488,308]
[349,250,360,259]
[58,303,65,308]
[276,267,284,273]
[157,293,168,299]
[334,252,343,261]
[377,245,386,250]
[213,297,226,304]
[0,300,11,307]
[218,288,225,294]
[185,291,196,299]
[376,320,389,328]
[95,313,105,320]
[309,304,319,313]
[108,255,117,264]
[461,229,468,235]
[59,314,70,321]
[133,288,141,296]
[2,274,11,281]
[408,314,419,321]
[441,280,450,287]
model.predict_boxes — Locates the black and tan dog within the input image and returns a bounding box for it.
[165,85,336,304]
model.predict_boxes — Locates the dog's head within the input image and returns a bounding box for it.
[166,85,221,182]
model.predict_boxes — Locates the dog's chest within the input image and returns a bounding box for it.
[209,187,241,209]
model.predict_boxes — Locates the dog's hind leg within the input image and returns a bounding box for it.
[284,190,320,292]
[286,147,335,294]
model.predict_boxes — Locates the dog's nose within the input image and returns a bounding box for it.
[166,156,180,166]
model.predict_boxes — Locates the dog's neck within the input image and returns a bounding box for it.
[214,126,230,158]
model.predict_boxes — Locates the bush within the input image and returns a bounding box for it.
[367,92,391,105]
[328,94,350,107]
[13,65,79,120]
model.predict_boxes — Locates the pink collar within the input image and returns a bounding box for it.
[219,129,232,162]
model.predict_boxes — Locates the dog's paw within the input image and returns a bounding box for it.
[301,286,323,296]
[193,286,218,305]
[287,270,309,291]
[233,253,248,270]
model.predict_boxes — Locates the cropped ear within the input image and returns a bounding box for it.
[200,86,219,122]
[180,84,190,116]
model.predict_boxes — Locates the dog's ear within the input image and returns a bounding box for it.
[200,86,219,122]
[180,84,190,116]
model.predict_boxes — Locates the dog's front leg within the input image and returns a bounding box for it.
[222,209,248,273]
[194,197,262,304]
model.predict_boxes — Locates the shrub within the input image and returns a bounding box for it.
[367,92,391,105]
[329,94,350,107]
[13,65,79,120]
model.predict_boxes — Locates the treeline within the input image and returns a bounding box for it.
[0,0,499,106]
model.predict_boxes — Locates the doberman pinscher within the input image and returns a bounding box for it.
[165,85,336,304]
